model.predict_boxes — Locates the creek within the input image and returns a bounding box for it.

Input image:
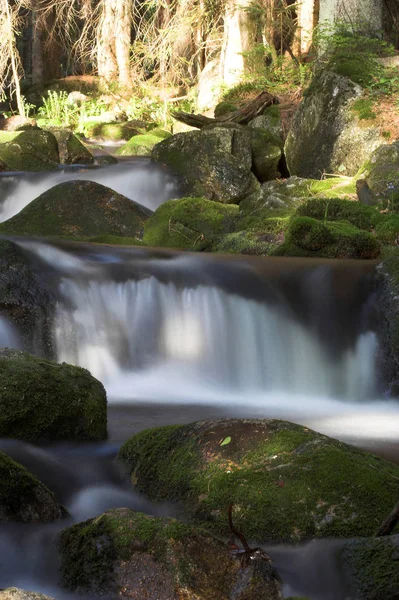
[0,160,398,599]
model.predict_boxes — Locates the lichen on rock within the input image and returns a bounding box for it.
[0,130,59,171]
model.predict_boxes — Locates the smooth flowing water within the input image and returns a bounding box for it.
[1,165,398,599]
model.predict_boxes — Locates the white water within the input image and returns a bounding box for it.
[0,160,179,221]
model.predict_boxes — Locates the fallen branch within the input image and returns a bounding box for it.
[375,499,399,536]
[172,90,280,129]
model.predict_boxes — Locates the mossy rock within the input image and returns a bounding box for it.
[0,451,66,523]
[296,198,382,230]
[285,71,383,178]
[0,590,55,600]
[118,419,399,543]
[82,121,140,141]
[116,129,171,156]
[0,130,59,171]
[276,216,380,259]
[143,197,239,250]
[58,508,281,599]
[0,180,151,238]
[249,106,284,143]
[45,128,94,164]
[88,235,146,246]
[360,142,399,207]
[152,129,260,204]
[341,535,399,600]
[0,349,107,442]
[376,214,399,244]
[211,230,281,255]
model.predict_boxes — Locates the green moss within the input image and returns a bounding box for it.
[0,130,59,171]
[83,121,141,141]
[276,216,380,259]
[0,349,107,442]
[87,235,146,246]
[342,536,399,600]
[307,178,357,198]
[143,197,239,250]
[0,180,150,238]
[375,214,399,244]
[262,104,281,122]
[351,98,377,120]
[115,130,171,156]
[214,102,238,118]
[211,230,279,255]
[296,198,382,230]
[118,419,399,543]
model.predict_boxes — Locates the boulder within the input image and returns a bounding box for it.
[0,451,66,523]
[59,508,282,600]
[296,198,381,230]
[361,142,399,207]
[143,197,239,250]
[0,349,107,442]
[152,128,260,203]
[83,121,140,141]
[47,128,94,164]
[0,239,52,353]
[118,419,399,543]
[211,230,282,256]
[341,535,399,600]
[0,116,38,131]
[0,129,59,171]
[276,216,380,259]
[0,180,151,238]
[116,129,172,156]
[0,591,54,600]
[285,71,383,178]
[248,105,284,142]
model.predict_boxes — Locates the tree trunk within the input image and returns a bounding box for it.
[31,2,44,85]
[4,0,25,116]
[97,0,118,82]
[115,0,133,88]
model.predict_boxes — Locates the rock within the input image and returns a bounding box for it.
[285,71,383,178]
[0,349,107,442]
[249,105,284,142]
[46,128,94,164]
[296,198,381,230]
[67,91,89,105]
[361,142,399,207]
[250,128,282,182]
[152,128,260,203]
[143,197,239,250]
[94,154,119,165]
[0,590,55,600]
[356,179,377,206]
[0,129,59,171]
[0,180,151,238]
[59,508,282,599]
[341,535,399,600]
[116,129,172,156]
[0,451,66,523]
[118,419,399,543]
[84,121,141,141]
[211,230,281,255]
[276,216,380,259]
[0,116,38,131]
[0,239,52,354]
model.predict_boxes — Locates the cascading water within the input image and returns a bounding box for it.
[0,159,179,221]
[13,238,399,442]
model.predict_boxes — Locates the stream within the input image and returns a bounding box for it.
[0,160,398,599]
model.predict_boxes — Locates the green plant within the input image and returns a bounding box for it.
[38,90,79,126]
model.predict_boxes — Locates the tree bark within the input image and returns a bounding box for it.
[115,0,133,87]
[31,1,44,85]
[97,0,118,82]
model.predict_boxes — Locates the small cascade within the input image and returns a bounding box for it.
[0,159,179,221]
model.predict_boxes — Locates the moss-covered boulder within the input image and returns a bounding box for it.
[341,535,399,600]
[0,451,66,523]
[116,129,172,156]
[211,230,281,255]
[152,128,260,203]
[47,128,94,164]
[0,590,55,600]
[83,121,141,141]
[143,196,239,250]
[59,508,281,599]
[0,130,59,171]
[248,105,284,143]
[276,216,380,259]
[118,419,399,543]
[361,142,399,207]
[0,180,151,238]
[285,71,383,178]
[214,101,238,117]
[296,198,381,230]
[0,349,107,442]
[0,239,51,352]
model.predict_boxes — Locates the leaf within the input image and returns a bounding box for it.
[220,436,231,446]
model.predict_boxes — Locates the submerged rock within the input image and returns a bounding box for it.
[285,71,383,178]
[0,349,107,442]
[152,127,260,203]
[0,129,59,171]
[47,128,94,164]
[59,508,282,599]
[0,180,151,238]
[341,535,399,600]
[118,419,399,543]
[143,196,239,250]
[0,451,66,523]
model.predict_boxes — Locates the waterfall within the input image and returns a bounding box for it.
[0,160,179,222]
